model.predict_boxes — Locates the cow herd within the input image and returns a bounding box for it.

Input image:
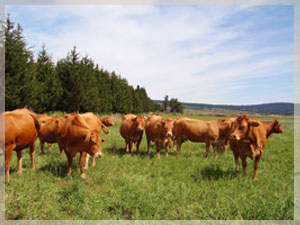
[0,108,284,182]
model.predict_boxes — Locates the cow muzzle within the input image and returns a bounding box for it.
[166,132,172,137]
[94,152,103,158]
[231,134,240,140]
[137,127,144,132]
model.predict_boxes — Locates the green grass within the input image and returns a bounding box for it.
[5,115,294,220]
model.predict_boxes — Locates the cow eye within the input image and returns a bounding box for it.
[239,125,245,130]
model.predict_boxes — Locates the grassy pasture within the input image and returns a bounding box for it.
[5,114,294,220]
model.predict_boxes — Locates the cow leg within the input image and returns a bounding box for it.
[165,139,171,157]
[30,141,36,170]
[212,141,218,157]
[16,150,23,174]
[65,152,73,175]
[176,140,182,157]
[233,151,240,172]
[58,143,63,155]
[155,141,161,159]
[129,141,134,153]
[5,144,14,182]
[205,140,211,157]
[125,140,129,152]
[40,141,44,154]
[48,143,52,152]
[253,153,262,180]
[241,155,247,177]
[173,139,177,151]
[91,155,96,167]
[80,152,87,179]
[147,139,151,154]
[78,152,82,165]
[136,139,142,154]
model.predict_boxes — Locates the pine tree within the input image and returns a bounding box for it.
[162,95,169,112]
[5,16,36,111]
[36,44,62,112]
[56,46,81,112]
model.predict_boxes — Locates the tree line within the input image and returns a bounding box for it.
[4,16,165,114]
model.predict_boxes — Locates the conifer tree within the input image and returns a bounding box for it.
[5,16,36,111]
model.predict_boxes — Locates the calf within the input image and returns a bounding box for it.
[37,114,70,153]
[120,114,145,153]
[145,115,174,158]
[173,118,219,157]
[230,115,267,179]
[58,113,105,178]
[1,108,39,182]
[261,120,284,139]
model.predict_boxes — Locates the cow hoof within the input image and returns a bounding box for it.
[81,174,86,179]
[17,170,22,174]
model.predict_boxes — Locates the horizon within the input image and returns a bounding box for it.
[153,99,295,106]
[6,5,294,105]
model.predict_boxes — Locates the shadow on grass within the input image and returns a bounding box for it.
[192,166,237,181]
[105,142,177,159]
[39,161,70,178]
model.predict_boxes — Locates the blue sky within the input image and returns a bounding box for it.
[6,5,294,105]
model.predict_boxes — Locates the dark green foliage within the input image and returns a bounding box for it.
[5,16,36,111]
[35,45,62,112]
[163,95,169,112]
[5,17,159,114]
[169,98,184,113]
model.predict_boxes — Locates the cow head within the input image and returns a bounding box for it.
[158,118,174,138]
[231,115,259,140]
[133,115,145,132]
[101,116,114,126]
[273,120,284,134]
[85,130,105,158]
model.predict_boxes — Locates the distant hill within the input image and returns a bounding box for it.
[153,101,295,116]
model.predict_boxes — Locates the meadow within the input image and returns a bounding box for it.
[5,114,294,220]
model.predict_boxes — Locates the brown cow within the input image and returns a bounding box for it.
[145,115,174,158]
[230,115,267,179]
[58,113,105,178]
[261,120,284,139]
[37,114,70,153]
[80,113,112,169]
[214,118,235,153]
[1,108,39,182]
[173,118,219,157]
[120,114,145,153]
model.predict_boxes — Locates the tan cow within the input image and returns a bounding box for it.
[173,118,219,157]
[230,115,267,179]
[58,113,105,178]
[120,114,145,153]
[145,115,174,158]
[37,114,70,153]
[1,108,39,182]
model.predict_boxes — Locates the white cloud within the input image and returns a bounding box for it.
[6,5,294,104]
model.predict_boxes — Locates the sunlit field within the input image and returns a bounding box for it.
[5,114,294,220]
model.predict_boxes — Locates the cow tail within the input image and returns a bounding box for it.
[27,111,40,132]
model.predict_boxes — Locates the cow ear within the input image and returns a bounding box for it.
[132,117,137,122]
[161,120,166,126]
[249,120,260,127]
